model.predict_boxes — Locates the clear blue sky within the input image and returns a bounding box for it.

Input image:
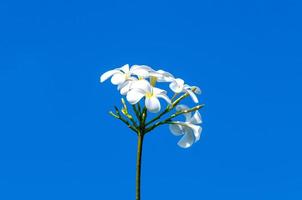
[0,0,301,199]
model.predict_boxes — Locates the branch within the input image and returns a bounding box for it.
[109,106,138,133]
[120,99,139,127]
[145,92,189,127]
[145,104,204,133]
[132,104,141,121]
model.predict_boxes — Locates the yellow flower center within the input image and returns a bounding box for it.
[125,73,130,79]
[146,92,153,98]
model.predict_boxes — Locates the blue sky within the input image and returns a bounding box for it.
[0,0,302,199]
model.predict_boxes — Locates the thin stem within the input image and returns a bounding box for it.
[137,102,142,114]
[145,104,204,133]
[145,93,190,126]
[141,107,147,127]
[109,108,137,132]
[170,93,178,102]
[133,105,141,121]
[136,133,144,200]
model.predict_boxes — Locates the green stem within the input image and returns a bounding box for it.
[145,104,204,133]
[133,105,141,121]
[136,133,144,200]
[145,93,189,126]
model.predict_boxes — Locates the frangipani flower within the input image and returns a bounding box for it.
[100,64,152,95]
[169,78,185,93]
[126,79,171,113]
[169,105,202,148]
[169,78,201,103]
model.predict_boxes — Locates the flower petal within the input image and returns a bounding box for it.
[177,131,195,148]
[120,64,130,73]
[130,65,152,77]
[189,111,202,124]
[186,124,202,142]
[153,87,171,104]
[145,96,161,113]
[100,69,120,83]
[169,78,184,93]
[193,86,201,94]
[111,73,126,85]
[169,123,185,136]
[176,105,192,121]
[149,70,174,82]
[157,93,171,104]
[152,87,166,95]
[130,79,152,93]
[186,89,199,103]
[126,89,145,104]
[119,81,132,95]
[176,104,189,111]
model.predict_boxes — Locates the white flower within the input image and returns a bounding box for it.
[169,78,201,103]
[169,78,185,93]
[100,64,153,95]
[169,105,202,148]
[126,79,171,113]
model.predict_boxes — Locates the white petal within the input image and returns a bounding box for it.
[130,65,152,71]
[176,104,189,111]
[145,96,161,113]
[193,86,201,94]
[150,70,174,82]
[100,69,120,83]
[158,70,174,78]
[152,87,166,95]
[118,81,127,90]
[176,104,192,121]
[157,93,171,104]
[152,87,171,104]
[184,84,202,95]
[169,123,185,136]
[186,123,202,141]
[118,78,137,94]
[169,78,184,93]
[149,71,161,78]
[120,64,130,73]
[189,111,202,124]
[126,89,145,104]
[177,131,195,148]
[130,79,152,93]
[130,65,152,77]
[119,81,132,95]
[111,73,126,85]
[187,89,199,103]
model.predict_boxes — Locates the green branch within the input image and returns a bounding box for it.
[109,106,138,133]
[145,104,204,133]
[145,93,189,127]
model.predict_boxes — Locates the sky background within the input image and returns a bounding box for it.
[0,0,302,199]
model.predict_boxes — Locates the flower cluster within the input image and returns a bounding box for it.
[100,64,204,148]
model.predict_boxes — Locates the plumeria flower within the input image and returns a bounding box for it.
[100,64,153,95]
[169,78,201,103]
[169,105,202,148]
[126,79,171,113]
[169,78,185,93]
